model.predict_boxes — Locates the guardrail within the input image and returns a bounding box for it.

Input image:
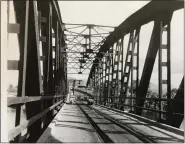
[75,88,184,123]
[8,98,65,141]
[7,95,66,106]
[96,104,184,136]
[6,0,67,142]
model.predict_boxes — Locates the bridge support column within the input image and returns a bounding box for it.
[135,21,161,116]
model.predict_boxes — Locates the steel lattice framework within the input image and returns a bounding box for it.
[86,0,184,127]
[63,23,115,74]
[6,0,68,142]
[2,0,184,143]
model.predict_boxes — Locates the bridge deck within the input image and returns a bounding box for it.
[92,105,184,143]
[38,102,184,143]
[37,104,102,143]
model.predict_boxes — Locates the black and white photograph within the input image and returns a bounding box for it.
[0,0,184,143]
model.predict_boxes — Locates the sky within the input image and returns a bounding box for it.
[6,1,184,90]
[58,1,184,88]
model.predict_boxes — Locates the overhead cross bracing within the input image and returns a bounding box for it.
[63,23,115,75]
[2,0,184,143]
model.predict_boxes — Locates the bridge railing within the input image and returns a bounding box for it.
[86,0,184,128]
[3,0,67,142]
[75,86,184,127]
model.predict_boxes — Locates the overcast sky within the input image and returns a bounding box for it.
[58,1,184,88]
[7,1,183,90]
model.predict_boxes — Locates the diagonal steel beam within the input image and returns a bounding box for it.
[135,21,161,115]
[165,77,184,128]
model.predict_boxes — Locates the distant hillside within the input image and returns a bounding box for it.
[149,82,158,93]
[143,81,176,93]
[133,80,167,94]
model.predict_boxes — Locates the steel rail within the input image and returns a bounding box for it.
[74,88,184,117]
[88,105,155,143]
[77,104,114,143]
[95,104,184,136]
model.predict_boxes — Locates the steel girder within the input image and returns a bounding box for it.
[63,23,115,75]
[9,0,67,142]
[87,0,184,86]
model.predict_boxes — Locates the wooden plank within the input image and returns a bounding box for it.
[8,100,64,141]
[7,60,19,70]
[7,95,65,106]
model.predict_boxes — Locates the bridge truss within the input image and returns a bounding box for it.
[86,0,184,128]
[64,23,115,75]
[1,0,184,143]
[4,0,67,142]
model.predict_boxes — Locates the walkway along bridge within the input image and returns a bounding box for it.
[1,0,184,143]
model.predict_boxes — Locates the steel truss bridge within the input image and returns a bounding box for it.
[1,0,184,143]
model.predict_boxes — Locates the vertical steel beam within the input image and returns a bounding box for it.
[102,57,106,105]
[33,1,43,95]
[37,1,54,129]
[119,31,134,110]
[89,25,91,49]
[158,14,172,121]
[54,21,59,95]
[107,47,113,104]
[120,38,124,104]
[110,47,114,104]
[24,1,43,142]
[130,32,134,111]
[99,58,103,104]
[135,21,161,115]
[130,28,140,112]
[158,24,162,120]
[136,29,140,110]
[103,53,110,105]
[166,19,172,119]
[13,1,29,142]
[21,1,29,97]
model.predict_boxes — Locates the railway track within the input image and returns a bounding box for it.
[76,103,154,143]
[91,104,184,143]
[38,101,184,143]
